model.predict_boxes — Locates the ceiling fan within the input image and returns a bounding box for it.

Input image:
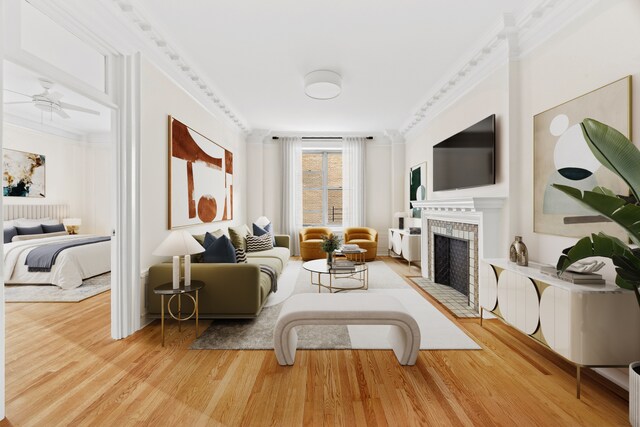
[4,78,100,119]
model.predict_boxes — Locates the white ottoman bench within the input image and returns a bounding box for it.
[273,293,421,366]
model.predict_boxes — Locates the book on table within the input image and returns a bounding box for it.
[539,266,605,285]
[330,260,356,271]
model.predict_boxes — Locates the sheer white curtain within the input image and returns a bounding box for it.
[342,137,366,228]
[280,137,303,255]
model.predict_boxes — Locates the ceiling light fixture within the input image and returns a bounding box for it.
[304,70,342,100]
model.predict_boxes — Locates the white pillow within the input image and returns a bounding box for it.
[16,218,50,227]
[3,219,20,230]
[39,219,60,226]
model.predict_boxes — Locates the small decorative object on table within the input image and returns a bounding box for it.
[509,236,528,266]
[63,218,82,235]
[394,212,408,230]
[321,233,342,265]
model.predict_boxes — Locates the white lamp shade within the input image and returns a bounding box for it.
[153,230,205,257]
[63,218,82,227]
[255,216,270,228]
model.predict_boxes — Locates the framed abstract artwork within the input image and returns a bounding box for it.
[409,162,427,218]
[2,148,46,198]
[168,116,233,229]
[533,76,631,239]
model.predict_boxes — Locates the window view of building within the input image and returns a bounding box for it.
[302,151,342,226]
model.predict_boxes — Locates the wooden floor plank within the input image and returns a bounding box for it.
[0,257,630,426]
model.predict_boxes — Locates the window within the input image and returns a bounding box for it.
[302,151,342,226]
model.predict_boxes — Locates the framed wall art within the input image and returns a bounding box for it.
[168,116,233,229]
[409,162,427,218]
[3,148,46,198]
[533,76,631,240]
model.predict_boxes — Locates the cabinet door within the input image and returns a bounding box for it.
[480,262,498,311]
[539,286,571,359]
[392,231,403,255]
[497,270,539,335]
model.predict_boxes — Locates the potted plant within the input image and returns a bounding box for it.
[553,118,640,424]
[321,234,342,264]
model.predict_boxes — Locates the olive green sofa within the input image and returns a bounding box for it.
[146,234,290,319]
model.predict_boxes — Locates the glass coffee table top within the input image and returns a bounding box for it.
[302,259,367,274]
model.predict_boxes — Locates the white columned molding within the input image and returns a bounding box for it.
[385,130,406,217]
[111,53,141,339]
[246,130,271,223]
[413,198,506,279]
[0,0,6,419]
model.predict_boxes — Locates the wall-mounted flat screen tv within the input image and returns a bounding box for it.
[433,114,495,191]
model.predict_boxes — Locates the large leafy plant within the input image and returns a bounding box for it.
[554,118,640,309]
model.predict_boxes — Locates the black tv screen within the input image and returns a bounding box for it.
[433,114,495,191]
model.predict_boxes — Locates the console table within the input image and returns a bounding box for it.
[388,228,421,267]
[481,259,640,398]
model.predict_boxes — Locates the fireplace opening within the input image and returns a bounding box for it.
[434,234,469,297]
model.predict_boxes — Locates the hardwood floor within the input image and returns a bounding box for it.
[2,257,630,426]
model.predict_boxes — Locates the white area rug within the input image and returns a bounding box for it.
[5,273,111,302]
[192,261,480,350]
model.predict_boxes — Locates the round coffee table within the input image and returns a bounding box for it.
[153,280,204,346]
[302,259,368,293]
[335,248,368,264]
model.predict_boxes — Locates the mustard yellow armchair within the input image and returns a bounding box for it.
[344,227,378,261]
[299,227,332,261]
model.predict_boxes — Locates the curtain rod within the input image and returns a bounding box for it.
[271,136,373,140]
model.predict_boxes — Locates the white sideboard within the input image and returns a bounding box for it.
[482,258,640,398]
[388,229,421,267]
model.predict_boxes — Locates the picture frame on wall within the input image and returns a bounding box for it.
[409,162,427,218]
[168,116,233,229]
[2,148,46,198]
[533,76,631,240]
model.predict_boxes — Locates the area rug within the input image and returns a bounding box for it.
[191,262,480,351]
[5,273,111,302]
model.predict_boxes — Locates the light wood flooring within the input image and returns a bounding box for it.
[1,257,630,426]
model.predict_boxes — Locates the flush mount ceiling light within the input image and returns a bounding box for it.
[304,70,342,100]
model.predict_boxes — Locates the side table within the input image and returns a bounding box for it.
[153,280,204,346]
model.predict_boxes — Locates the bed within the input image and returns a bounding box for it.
[3,205,111,290]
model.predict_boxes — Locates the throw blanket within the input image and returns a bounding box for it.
[260,265,278,293]
[25,236,111,272]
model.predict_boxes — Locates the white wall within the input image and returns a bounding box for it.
[3,123,111,234]
[139,57,247,271]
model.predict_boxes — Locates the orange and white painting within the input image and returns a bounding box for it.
[169,116,233,229]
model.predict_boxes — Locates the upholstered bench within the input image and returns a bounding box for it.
[273,293,421,366]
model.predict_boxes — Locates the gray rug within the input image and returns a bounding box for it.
[5,273,111,302]
[191,261,413,350]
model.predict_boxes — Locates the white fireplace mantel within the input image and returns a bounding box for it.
[413,197,506,283]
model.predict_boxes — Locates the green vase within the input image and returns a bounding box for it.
[327,251,333,265]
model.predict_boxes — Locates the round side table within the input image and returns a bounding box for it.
[153,280,204,346]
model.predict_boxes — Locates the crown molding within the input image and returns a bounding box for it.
[400,0,598,137]
[4,112,85,141]
[108,0,249,134]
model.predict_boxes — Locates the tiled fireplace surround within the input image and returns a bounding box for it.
[428,220,479,310]
[412,198,506,314]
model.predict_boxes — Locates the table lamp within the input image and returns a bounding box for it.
[153,230,205,289]
[63,218,82,234]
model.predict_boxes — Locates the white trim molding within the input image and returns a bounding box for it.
[401,0,598,136]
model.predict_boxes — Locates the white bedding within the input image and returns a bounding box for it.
[4,234,111,289]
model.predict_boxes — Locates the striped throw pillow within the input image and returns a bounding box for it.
[246,233,274,252]
[235,247,248,263]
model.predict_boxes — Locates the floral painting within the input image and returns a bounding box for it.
[169,116,233,229]
[3,149,46,198]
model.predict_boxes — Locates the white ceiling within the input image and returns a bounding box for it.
[3,61,111,137]
[136,0,537,133]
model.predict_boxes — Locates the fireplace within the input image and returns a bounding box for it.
[434,234,470,297]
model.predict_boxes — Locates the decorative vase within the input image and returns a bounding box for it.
[326,251,334,265]
[509,236,528,266]
[631,361,640,427]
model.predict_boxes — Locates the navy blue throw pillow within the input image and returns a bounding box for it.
[4,227,17,243]
[42,223,66,233]
[201,233,237,264]
[15,225,44,235]
[253,222,276,246]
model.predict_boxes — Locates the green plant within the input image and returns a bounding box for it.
[554,118,640,309]
[321,234,341,253]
